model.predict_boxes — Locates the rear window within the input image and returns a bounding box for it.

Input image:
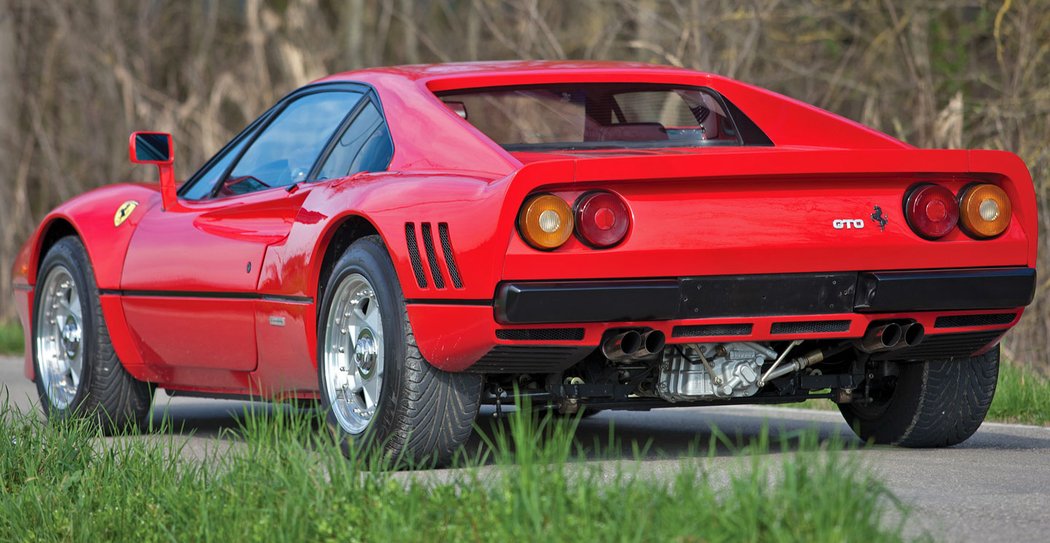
[436,83,771,151]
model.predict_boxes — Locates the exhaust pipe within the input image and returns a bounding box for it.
[602,330,642,361]
[857,323,903,353]
[900,322,925,347]
[636,330,666,358]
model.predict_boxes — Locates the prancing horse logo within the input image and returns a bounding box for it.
[114,200,139,227]
[871,205,888,231]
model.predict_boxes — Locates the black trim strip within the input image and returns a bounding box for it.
[405,298,493,306]
[13,283,33,292]
[496,268,1036,325]
[855,268,1036,312]
[100,289,312,304]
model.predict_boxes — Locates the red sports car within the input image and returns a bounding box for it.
[11,61,1037,463]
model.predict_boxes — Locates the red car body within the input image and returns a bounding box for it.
[10,61,1037,409]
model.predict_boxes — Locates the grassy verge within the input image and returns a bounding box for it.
[0,321,21,355]
[987,362,1050,426]
[0,400,919,542]
[788,362,1050,426]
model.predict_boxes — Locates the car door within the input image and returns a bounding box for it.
[120,89,363,374]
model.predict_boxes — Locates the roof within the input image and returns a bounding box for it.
[313,60,703,89]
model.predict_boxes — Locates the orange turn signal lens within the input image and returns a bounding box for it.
[518,194,574,250]
[959,184,1011,238]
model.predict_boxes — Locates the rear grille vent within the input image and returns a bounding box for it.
[872,330,1005,361]
[467,346,594,373]
[405,222,464,289]
[672,324,753,338]
[405,223,427,288]
[438,223,463,288]
[935,313,1016,329]
[496,328,585,341]
[770,320,850,335]
[420,223,445,289]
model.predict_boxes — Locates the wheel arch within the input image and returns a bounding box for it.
[33,217,81,283]
[313,213,383,312]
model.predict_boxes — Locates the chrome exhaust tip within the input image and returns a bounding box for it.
[602,330,642,361]
[637,330,666,358]
[857,322,903,353]
[900,322,925,347]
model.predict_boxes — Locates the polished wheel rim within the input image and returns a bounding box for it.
[36,265,83,410]
[323,273,384,435]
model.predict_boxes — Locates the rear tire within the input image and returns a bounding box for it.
[33,236,154,432]
[839,345,1000,447]
[317,235,482,467]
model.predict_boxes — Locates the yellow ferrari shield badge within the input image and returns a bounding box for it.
[114,200,139,227]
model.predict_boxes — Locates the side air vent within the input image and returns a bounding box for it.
[406,222,465,290]
[934,313,1016,329]
[672,324,753,338]
[405,223,427,288]
[770,320,850,334]
[438,223,463,288]
[420,223,446,289]
[496,328,585,341]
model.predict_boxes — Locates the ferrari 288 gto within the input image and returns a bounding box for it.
[11,61,1037,464]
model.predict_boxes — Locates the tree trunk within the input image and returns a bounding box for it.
[0,0,19,320]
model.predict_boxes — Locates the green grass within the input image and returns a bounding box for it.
[0,321,22,355]
[987,362,1050,426]
[0,398,920,543]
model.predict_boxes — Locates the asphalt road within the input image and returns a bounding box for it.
[3,354,1049,542]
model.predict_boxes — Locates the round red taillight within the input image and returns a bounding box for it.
[574,191,630,248]
[904,184,959,239]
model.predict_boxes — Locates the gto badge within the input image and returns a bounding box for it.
[113,200,139,227]
[832,219,865,230]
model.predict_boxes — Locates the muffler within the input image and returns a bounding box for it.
[857,322,903,353]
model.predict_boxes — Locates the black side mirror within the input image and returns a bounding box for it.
[129,132,173,164]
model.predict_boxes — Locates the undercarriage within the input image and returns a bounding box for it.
[479,319,983,415]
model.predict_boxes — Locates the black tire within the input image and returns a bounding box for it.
[33,236,154,432]
[317,235,482,466]
[839,345,1000,447]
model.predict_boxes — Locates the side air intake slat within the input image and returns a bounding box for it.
[421,223,446,289]
[405,223,427,288]
[438,223,463,288]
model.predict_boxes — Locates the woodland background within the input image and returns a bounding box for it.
[0,0,1047,371]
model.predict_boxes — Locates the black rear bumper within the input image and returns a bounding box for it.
[495,268,1036,325]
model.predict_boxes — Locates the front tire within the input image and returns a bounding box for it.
[317,235,482,466]
[839,346,1000,447]
[33,236,154,432]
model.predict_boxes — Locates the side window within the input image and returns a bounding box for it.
[220,91,362,196]
[316,101,393,181]
[180,131,255,200]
